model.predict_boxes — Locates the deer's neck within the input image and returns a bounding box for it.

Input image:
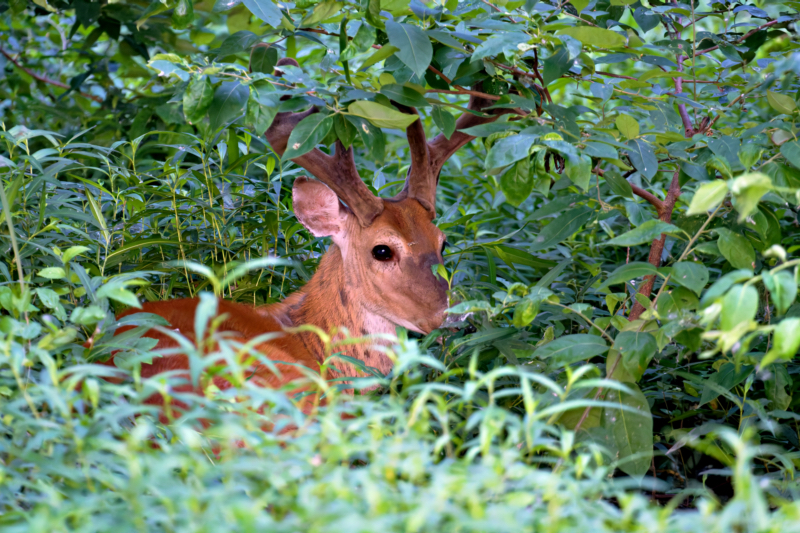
[279,245,395,377]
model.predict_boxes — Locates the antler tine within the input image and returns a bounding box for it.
[264,58,383,226]
[392,103,437,214]
[393,86,516,216]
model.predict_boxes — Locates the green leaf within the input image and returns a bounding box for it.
[765,364,792,411]
[699,363,753,406]
[731,172,772,222]
[738,143,763,169]
[615,114,639,140]
[767,90,797,115]
[535,334,609,368]
[243,0,283,27]
[172,0,194,29]
[602,382,653,479]
[720,284,758,331]
[250,44,278,73]
[209,81,249,132]
[501,158,535,207]
[431,106,456,139]
[530,206,594,252]
[347,115,385,164]
[625,139,658,179]
[282,113,334,160]
[385,20,433,80]
[605,219,682,246]
[513,296,540,328]
[764,318,800,365]
[246,84,279,133]
[605,170,633,198]
[379,84,429,108]
[671,262,709,296]
[334,113,358,149]
[542,46,571,86]
[84,186,110,244]
[716,228,755,270]
[493,245,556,270]
[183,76,214,125]
[70,305,107,326]
[212,31,260,56]
[485,134,538,170]
[599,262,659,290]
[359,45,399,71]
[559,26,626,48]
[38,267,66,279]
[615,330,657,382]
[706,154,732,179]
[62,246,90,264]
[687,181,728,216]
[762,270,797,315]
[780,140,800,169]
[348,101,418,129]
[564,154,592,191]
[471,32,530,62]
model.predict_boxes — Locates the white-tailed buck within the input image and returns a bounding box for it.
[106,58,510,409]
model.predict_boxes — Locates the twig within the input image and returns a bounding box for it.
[0,46,103,103]
[593,167,664,212]
[695,19,781,57]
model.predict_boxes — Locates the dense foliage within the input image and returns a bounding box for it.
[2,0,800,529]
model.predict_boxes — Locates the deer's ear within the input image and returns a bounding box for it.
[292,177,349,237]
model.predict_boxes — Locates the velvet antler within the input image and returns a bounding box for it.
[263,58,384,227]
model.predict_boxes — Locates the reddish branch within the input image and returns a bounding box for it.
[0,46,103,103]
[628,170,682,321]
[695,19,781,57]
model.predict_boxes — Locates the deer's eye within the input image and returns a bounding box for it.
[441,241,449,254]
[372,245,393,262]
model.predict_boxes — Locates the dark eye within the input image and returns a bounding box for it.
[441,241,449,254]
[372,245,393,262]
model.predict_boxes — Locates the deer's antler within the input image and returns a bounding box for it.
[393,87,517,217]
[263,58,384,227]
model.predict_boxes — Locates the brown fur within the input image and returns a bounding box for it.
[103,187,448,411]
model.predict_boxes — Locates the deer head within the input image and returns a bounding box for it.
[263,58,510,335]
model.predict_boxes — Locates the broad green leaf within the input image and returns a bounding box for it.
[379,84,429,108]
[764,318,800,365]
[767,90,797,115]
[535,334,609,368]
[762,270,797,315]
[615,330,657,381]
[172,0,194,29]
[282,113,334,160]
[243,0,283,27]
[559,26,626,48]
[602,382,653,479]
[485,134,538,170]
[347,115,385,163]
[38,267,66,279]
[62,246,90,264]
[625,139,658,179]
[385,20,433,80]
[246,84,279,133]
[183,76,214,124]
[706,154,732,179]
[334,113,358,149]
[530,206,594,252]
[731,172,772,222]
[542,46,571,86]
[501,158,535,207]
[304,0,342,24]
[250,44,278,73]
[212,31,260,56]
[605,170,633,198]
[780,140,800,169]
[687,181,728,216]
[615,114,639,140]
[599,262,659,290]
[738,143,763,169]
[720,284,758,331]
[564,154,592,191]
[493,245,556,269]
[716,228,755,270]
[605,219,682,246]
[209,81,249,131]
[97,284,141,308]
[513,296,540,328]
[657,286,699,316]
[348,101,419,129]
[472,32,530,62]
[671,262,708,296]
[431,106,455,139]
[699,363,753,406]
[765,364,792,411]
[70,305,107,326]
